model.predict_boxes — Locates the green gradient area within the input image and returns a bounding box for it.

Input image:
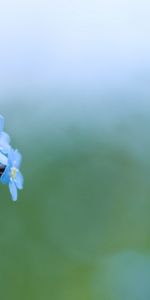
[0,95,150,299]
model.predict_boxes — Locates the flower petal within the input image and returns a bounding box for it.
[15,170,24,190]
[0,131,10,144]
[0,140,10,155]
[0,115,4,134]
[0,164,10,184]
[9,181,17,201]
[0,152,8,166]
[8,147,15,162]
[14,150,22,168]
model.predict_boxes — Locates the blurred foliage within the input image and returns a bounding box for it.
[0,95,150,299]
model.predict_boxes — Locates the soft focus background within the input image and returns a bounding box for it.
[0,1,150,299]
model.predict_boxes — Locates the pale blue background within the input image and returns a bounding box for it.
[0,0,150,93]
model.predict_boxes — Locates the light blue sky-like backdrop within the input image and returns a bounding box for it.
[0,0,150,95]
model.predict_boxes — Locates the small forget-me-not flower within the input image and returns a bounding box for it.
[0,115,24,201]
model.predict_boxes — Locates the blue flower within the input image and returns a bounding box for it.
[0,114,10,152]
[0,114,24,201]
[0,115,10,165]
[1,148,24,201]
[0,115,4,134]
[0,131,10,156]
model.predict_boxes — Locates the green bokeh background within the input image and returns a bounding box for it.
[0,94,150,299]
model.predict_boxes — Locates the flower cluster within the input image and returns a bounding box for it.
[0,115,23,201]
